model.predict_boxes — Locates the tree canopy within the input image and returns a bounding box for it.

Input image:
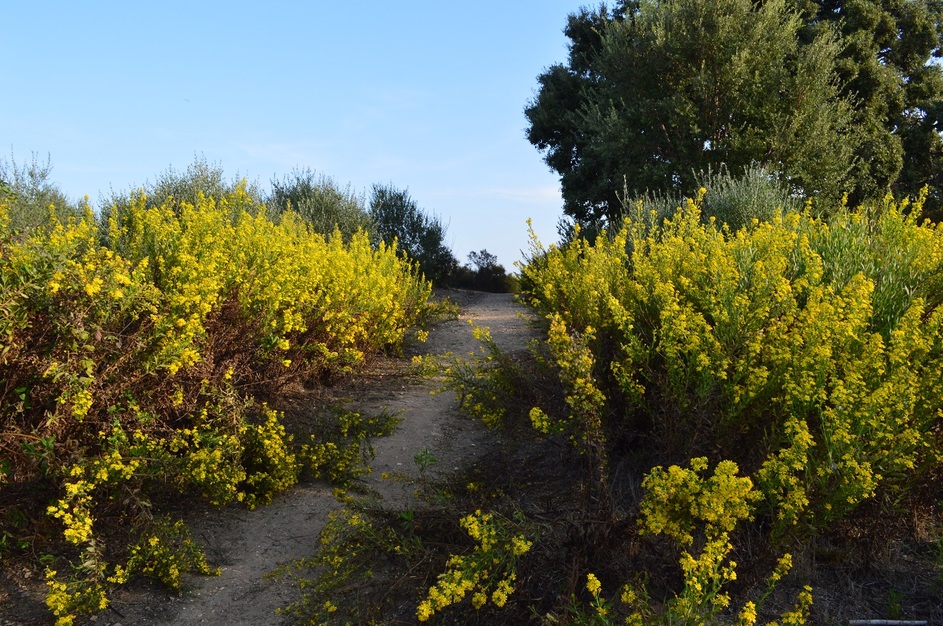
[268,167,372,238]
[369,184,457,286]
[796,0,943,217]
[526,0,943,224]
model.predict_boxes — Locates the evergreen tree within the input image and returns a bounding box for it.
[527,0,943,224]
[792,0,943,218]
[369,184,457,286]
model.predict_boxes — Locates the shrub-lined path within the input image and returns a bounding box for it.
[72,291,536,626]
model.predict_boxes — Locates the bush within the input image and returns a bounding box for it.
[267,167,373,239]
[0,186,431,624]
[696,164,802,229]
[522,191,943,534]
[618,164,803,235]
[107,155,264,211]
[0,152,80,232]
[99,155,266,246]
[457,191,939,624]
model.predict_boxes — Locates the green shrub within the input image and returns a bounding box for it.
[0,152,80,232]
[267,167,373,239]
[697,164,802,229]
[100,155,265,247]
[620,163,802,235]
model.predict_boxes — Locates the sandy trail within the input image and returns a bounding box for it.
[84,291,536,626]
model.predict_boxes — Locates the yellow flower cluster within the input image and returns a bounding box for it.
[637,459,753,618]
[417,510,531,621]
[46,486,94,545]
[46,452,143,546]
[124,519,219,591]
[44,568,109,626]
[239,407,300,509]
[625,458,809,624]
[641,457,760,546]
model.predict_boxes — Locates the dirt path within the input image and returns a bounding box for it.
[84,291,537,626]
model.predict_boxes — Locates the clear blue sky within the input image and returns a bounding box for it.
[1,1,585,269]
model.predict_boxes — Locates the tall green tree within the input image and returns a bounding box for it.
[791,0,943,218]
[527,0,942,225]
[369,184,457,286]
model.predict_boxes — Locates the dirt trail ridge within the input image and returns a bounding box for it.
[76,290,537,626]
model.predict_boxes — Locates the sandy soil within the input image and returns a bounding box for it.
[13,290,536,626]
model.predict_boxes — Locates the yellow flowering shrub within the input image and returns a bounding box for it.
[108,186,430,376]
[417,509,532,621]
[557,458,810,625]
[123,518,219,590]
[0,185,431,624]
[511,193,943,625]
[240,407,301,509]
[521,192,943,531]
[277,502,428,625]
[530,313,612,517]
[438,322,549,433]
[299,407,401,486]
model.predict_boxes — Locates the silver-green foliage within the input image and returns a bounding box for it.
[267,167,373,239]
[100,155,266,249]
[618,164,801,236]
[0,152,80,232]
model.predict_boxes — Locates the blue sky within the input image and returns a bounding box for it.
[1,1,584,268]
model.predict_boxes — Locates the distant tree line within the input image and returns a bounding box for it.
[451,249,517,293]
